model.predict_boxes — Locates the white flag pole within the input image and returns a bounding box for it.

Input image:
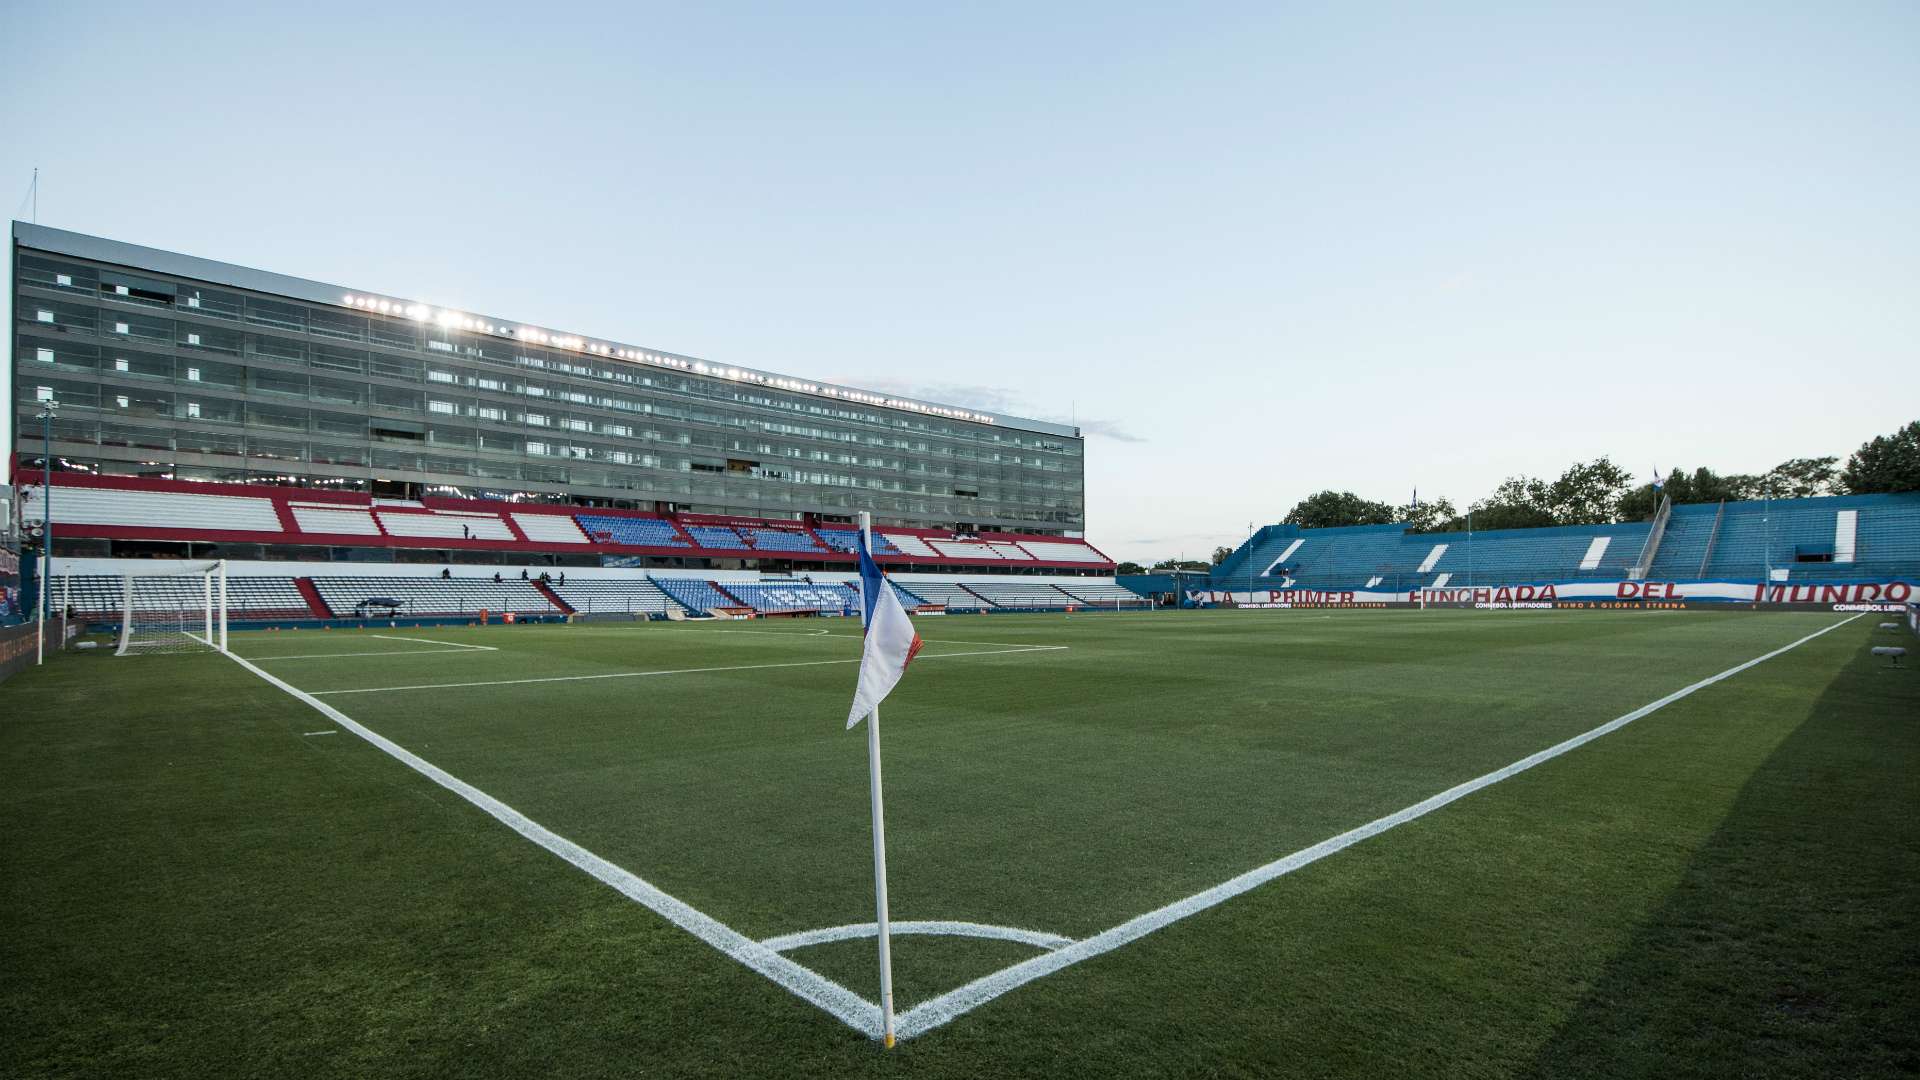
[859,510,898,1048]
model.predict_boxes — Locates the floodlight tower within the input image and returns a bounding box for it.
[35,398,58,665]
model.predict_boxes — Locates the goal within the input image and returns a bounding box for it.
[115,561,229,656]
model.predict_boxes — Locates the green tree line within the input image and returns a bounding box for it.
[1279,420,1918,535]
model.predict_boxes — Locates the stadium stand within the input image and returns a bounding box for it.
[291,505,383,535]
[375,510,515,541]
[725,582,858,613]
[897,582,994,610]
[1014,539,1108,563]
[1059,582,1151,605]
[16,474,1117,569]
[817,529,901,555]
[62,574,312,621]
[1422,522,1650,584]
[550,578,676,616]
[881,533,940,558]
[24,483,281,532]
[310,576,560,617]
[930,540,1004,560]
[652,578,740,612]
[1696,493,1920,580]
[1210,492,1920,591]
[743,528,826,553]
[683,525,751,550]
[573,514,690,547]
[512,513,591,544]
[962,582,1080,609]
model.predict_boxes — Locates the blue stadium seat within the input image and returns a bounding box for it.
[685,525,751,550]
[575,514,690,547]
[726,582,858,613]
[651,577,739,611]
[817,529,901,555]
[745,528,825,553]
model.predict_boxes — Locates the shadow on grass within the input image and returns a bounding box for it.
[1518,636,1920,1079]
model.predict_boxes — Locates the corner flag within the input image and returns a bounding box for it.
[846,531,924,729]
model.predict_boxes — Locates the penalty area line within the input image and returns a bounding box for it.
[222,650,885,1038]
[890,612,1867,1040]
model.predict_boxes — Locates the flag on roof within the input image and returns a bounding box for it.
[847,531,924,729]
[1652,468,1666,492]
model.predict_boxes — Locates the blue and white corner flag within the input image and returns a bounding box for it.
[846,530,924,729]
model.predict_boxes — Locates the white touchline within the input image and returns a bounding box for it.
[223,651,887,1039]
[762,921,1075,953]
[302,730,338,736]
[888,612,1865,1039]
[310,646,1069,696]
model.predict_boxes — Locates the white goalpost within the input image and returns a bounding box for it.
[114,560,229,656]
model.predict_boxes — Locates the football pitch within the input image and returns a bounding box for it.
[3,609,1914,1078]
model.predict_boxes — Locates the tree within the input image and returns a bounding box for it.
[1545,457,1633,525]
[1149,558,1211,573]
[1282,490,1398,529]
[1116,561,1146,576]
[1464,476,1555,531]
[1399,495,1457,533]
[1210,546,1234,565]
[1841,421,1920,494]
[1762,456,1839,499]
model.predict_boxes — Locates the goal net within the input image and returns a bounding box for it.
[115,561,229,656]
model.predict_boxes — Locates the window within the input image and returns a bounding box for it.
[55,274,71,287]
[186,333,200,346]
[37,386,54,402]
[36,310,53,323]
[36,348,53,363]
[115,358,129,372]
[114,322,130,335]
[428,400,456,415]
[187,367,201,381]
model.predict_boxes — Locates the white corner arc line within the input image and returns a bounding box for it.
[890,613,1865,1040]
[222,651,883,1039]
[761,921,1075,954]
[310,646,1068,696]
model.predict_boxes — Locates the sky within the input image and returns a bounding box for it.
[4,1,1915,562]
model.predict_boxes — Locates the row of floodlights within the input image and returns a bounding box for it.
[338,293,1000,426]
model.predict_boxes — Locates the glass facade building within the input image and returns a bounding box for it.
[9,223,1085,534]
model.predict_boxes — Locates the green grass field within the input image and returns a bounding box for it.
[3,609,1915,1078]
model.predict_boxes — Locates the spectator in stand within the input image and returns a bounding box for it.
[558,572,566,586]
[493,572,503,583]
[520,569,528,580]
[441,568,451,580]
